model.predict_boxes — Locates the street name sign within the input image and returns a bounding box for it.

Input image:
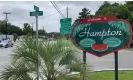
[34,5,39,11]
[30,11,43,16]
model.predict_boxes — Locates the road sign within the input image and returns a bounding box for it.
[60,28,72,34]
[34,5,39,11]
[30,11,43,16]
[60,18,72,35]
[71,16,132,57]
[60,18,72,23]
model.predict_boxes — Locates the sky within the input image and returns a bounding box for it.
[0,1,125,33]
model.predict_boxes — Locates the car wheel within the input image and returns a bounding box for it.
[5,44,8,48]
[11,44,13,47]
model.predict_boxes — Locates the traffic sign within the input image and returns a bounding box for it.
[60,18,72,35]
[30,11,43,16]
[60,18,72,23]
[34,5,39,11]
[71,16,132,57]
[60,28,72,34]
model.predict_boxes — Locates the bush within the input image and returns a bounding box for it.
[12,33,18,42]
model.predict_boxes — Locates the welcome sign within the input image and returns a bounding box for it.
[71,16,132,57]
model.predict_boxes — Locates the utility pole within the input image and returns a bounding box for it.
[3,12,11,39]
[31,22,34,39]
[67,7,68,18]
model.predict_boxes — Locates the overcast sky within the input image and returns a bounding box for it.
[0,1,125,33]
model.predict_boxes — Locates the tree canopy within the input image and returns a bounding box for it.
[0,20,23,35]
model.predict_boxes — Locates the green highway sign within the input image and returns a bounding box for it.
[30,11,43,16]
[71,16,132,57]
[60,18,72,23]
[60,25,71,28]
[60,28,72,32]
[60,22,71,25]
[60,28,72,34]
[60,27,71,30]
[60,18,72,35]
[34,5,39,11]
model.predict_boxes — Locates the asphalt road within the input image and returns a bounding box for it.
[84,49,133,71]
[0,46,133,72]
[0,47,13,71]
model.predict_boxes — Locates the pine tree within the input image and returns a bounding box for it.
[75,8,93,23]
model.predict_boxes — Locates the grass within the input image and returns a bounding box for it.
[90,70,133,80]
[58,70,133,80]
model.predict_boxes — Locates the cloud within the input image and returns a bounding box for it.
[0,1,125,33]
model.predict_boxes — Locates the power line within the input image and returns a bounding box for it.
[42,9,66,18]
[50,1,65,18]
[53,1,65,18]
[38,9,66,20]
[52,1,65,18]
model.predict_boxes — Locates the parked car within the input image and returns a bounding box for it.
[0,38,13,48]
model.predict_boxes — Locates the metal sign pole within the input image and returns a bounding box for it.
[83,51,86,64]
[30,5,43,80]
[36,14,39,80]
[114,51,118,80]
[83,51,86,80]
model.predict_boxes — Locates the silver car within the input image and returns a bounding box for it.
[0,39,13,48]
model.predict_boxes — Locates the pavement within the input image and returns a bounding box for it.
[0,45,133,72]
[0,47,13,71]
[81,49,133,71]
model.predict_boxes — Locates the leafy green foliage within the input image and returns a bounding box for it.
[12,33,18,42]
[23,23,34,35]
[0,20,23,35]
[0,38,90,80]
[95,1,133,47]
[38,29,46,36]
[75,8,93,23]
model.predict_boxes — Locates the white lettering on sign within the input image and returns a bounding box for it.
[88,18,101,22]
[79,28,122,40]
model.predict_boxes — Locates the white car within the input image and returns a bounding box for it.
[0,39,13,48]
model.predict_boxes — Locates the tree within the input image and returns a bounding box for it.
[0,38,90,80]
[0,20,23,35]
[75,8,92,23]
[38,29,46,36]
[23,23,33,35]
[126,1,133,11]
[95,1,133,47]
[12,33,18,42]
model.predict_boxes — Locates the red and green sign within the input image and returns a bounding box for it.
[71,16,132,57]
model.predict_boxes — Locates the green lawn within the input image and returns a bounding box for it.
[58,70,133,80]
[90,70,133,80]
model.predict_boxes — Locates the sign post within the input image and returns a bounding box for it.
[114,51,118,80]
[30,5,43,80]
[71,16,132,80]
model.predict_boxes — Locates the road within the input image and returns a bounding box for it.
[84,49,133,71]
[0,47,13,71]
[0,46,133,71]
